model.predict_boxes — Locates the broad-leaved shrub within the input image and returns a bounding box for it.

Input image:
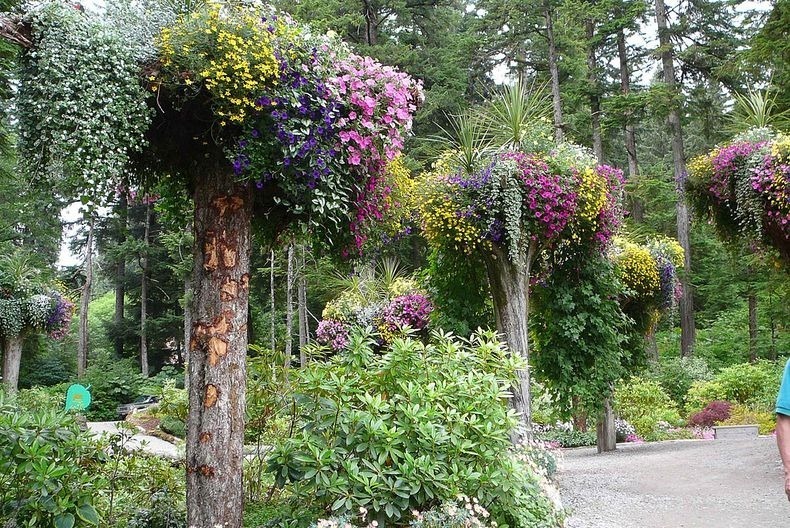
[614,377,681,438]
[267,329,562,527]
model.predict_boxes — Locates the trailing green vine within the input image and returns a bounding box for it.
[17,3,150,207]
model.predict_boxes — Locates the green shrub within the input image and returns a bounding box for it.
[0,396,104,527]
[684,361,783,415]
[720,404,776,435]
[95,429,186,527]
[536,428,597,448]
[160,416,186,438]
[81,354,147,421]
[267,329,562,527]
[614,377,682,438]
[243,498,323,528]
[156,379,188,422]
[647,356,712,406]
[14,383,68,412]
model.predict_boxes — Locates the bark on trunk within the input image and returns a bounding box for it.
[186,167,252,528]
[114,195,127,358]
[297,245,308,367]
[78,219,94,378]
[655,0,695,356]
[586,19,603,163]
[362,0,378,45]
[184,278,192,391]
[646,327,659,362]
[748,288,758,363]
[284,244,294,370]
[545,2,564,142]
[140,202,151,377]
[483,244,534,439]
[1,335,23,394]
[596,398,616,452]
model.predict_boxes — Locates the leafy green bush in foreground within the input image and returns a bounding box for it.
[267,329,563,527]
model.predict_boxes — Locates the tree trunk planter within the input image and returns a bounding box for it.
[713,424,759,439]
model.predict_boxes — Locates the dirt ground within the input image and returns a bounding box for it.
[557,437,789,527]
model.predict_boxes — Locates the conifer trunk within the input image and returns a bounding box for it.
[297,245,308,367]
[618,28,644,223]
[284,244,294,370]
[78,219,94,378]
[545,2,563,142]
[1,335,23,393]
[186,167,252,528]
[484,243,535,439]
[140,202,151,377]
[114,195,127,357]
[748,288,758,362]
[655,0,695,356]
[586,19,603,163]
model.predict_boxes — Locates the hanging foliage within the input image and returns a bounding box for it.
[687,128,789,262]
[17,2,151,207]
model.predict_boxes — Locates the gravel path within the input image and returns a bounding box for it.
[558,437,789,527]
[87,421,182,459]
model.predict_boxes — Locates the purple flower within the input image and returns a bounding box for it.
[316,320,350,351]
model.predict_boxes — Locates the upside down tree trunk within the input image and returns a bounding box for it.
[596,398,616,452]
[186,167,252,528]
[1,335,23,393]
[484,243,535,440]
[285,243,294,371]
[298,245,308,367]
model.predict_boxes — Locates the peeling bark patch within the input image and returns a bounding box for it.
[213,196,244,217]
[203,231,218,272]
[207,336,228,366]
[199,432,212,444]
[240,274,250,291]
[204,384,219,408]
[188,464,216,478]
[220,278,239,301]
[193,312,234,365]
[219,236,238,269]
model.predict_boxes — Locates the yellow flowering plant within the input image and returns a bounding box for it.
[155,2,285,124]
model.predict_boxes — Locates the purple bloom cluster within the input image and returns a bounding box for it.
[655,256,677,308]
[752,152,790,240]
[709,141,766,201]
[379,293,433,333]
[316,319,350,352]
[594,165,626,245]
[45,293,74,340]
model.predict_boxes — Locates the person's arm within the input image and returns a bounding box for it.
[776,413,790,501]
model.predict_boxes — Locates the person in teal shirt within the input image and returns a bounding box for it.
[776,358,790,501]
